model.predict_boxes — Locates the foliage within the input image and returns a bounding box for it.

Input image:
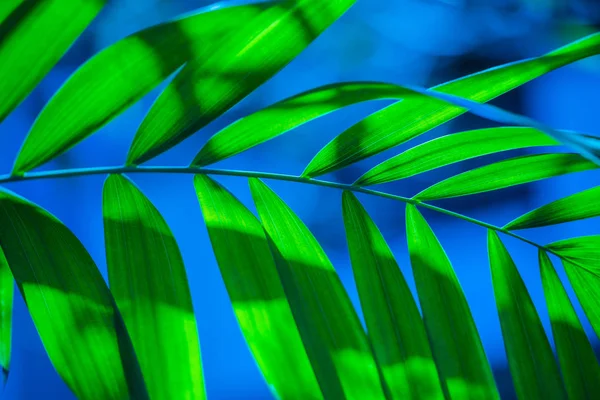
[0,1,599,399]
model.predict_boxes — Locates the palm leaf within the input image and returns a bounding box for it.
[0,189,147,399]
[0,0,105,124]
[342,192,444,399]
[504,186,600,230]
[487,232,565,400]
[539,250,600,399]
[194,174,321,399]
[356,127,559,186]
[126,0,358,165]
[547,236,600,262]
[103,174,204,399]
[406,205,498,399]
[0,247,12,387]
[250,178,386,399]
[302,33,600,177]
[414,153,596,201]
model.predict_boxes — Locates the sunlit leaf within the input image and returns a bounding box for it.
[193,82,411,167]
[539,251,600,400]
[547,236,600,262]
[405,205,498,399]
[127,0,358,165]
[103,174,204,400]
[303,33,600,177]
[415,153,596,201]
[342,192,444,399]
[504,186,600,230]
[355,127,559,186]
[0,247,12,387]
[250,178,385,400]
[0,189,147,399]
[0,0,104,124]
[193,174,321,399]
[487,231,565,400]
[12,2,274,174]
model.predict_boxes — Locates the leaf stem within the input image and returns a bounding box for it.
[0,165,558,256]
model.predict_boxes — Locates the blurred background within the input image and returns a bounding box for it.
[1,0,600,398]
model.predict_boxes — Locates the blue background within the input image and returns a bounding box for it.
[1,0,599,398]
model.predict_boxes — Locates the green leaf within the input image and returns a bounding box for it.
[547,236,600,262]
[0,247,12,386]
[539,250,600,400]
[405,205,498,399]
[504,186,600,230]
[193,82,410,167]
[0,189,147,399]
[355,127,559,186]
[127,0,358,165]
[250,179,385,400]
[487,231,565,400]
[12,2,270,174]
[414,153,596,201]
[103,174,204,399]
[341,192,444,399]
[0,0,104,124]
[193,174,321,399]
[303,33,600,177]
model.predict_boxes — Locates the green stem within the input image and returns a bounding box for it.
[0,165,558,257]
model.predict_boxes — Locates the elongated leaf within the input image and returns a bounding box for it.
[0,0,104,124]
[356,127,559,186]
[193,175,321,399]
[303,33,600,177]
[487,231,565,400]
[504,186,600,230]
[342,192,444,399]
[547,236,600,262]
[0,189,147,399]
[12,2,273,174]
[415,153,596,201]
[405,205,498,399]
[103,175,204,400]
[127,0,358,165]
[193,82,411,167]
[250,179,385,400]
[539,251,600,400]
[0,247,12,386]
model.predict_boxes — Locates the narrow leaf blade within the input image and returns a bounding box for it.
[0,247,12,386]
[560,259,600,340]
[193,174,321,399]
[127,0,358,165]
[504,186,600,230]
[103,175,204,399]
[0,189,146,399]
[250,179,385,400]
[547,236,600,262]
[356,127,559,186]
[487,232,565,400]
[405,205,498,399]
[342,192,444,399]
[415,153,596,201]
[0,0,105,124]
[539,250,600,400]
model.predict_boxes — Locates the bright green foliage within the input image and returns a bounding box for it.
[127,0,358,165]
[356,127,559,186]
[193,175,321,400]
[250,179,385,400]
[0,189,146,399]
[487,232,565,400]
[406,205,498,399]
[415,153,596,201]
[12,2,277,174]
[539,251,600,400]
[193,82,414,167]
[342,192,444,400]
[0,0,105,125]
[504,186,600,230]
[0,247,12,386]
[547,235,600,261]
[103,175,204,400]
[303,33,600,177]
